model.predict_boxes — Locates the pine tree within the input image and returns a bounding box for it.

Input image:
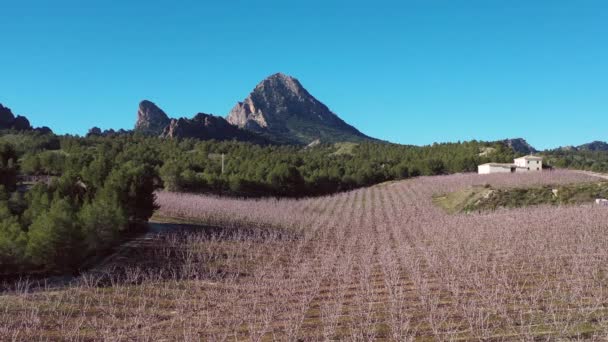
[26,199,83,271]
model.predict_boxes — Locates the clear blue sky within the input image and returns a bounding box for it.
[1,1,606,149]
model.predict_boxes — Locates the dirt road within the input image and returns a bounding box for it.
[576,170,608,180]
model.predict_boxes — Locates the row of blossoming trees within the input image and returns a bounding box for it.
[3,170,608,340]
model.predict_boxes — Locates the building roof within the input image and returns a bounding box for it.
[514,155,543,160]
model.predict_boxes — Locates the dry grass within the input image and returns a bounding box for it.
[2,170,608,341]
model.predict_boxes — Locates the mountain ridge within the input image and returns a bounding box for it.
[552,140,608,152]
[161,113,270,143]
[133,100,269,143]
[133,73,374,144]
[577,141,608,151]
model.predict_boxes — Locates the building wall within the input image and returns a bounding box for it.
[478,165,513,174]
[478,164,490,174]
[514,158,542,171]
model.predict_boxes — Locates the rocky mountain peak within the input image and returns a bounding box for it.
[135,100,171,135]
[227,73,371,144]
[255,73,307,98]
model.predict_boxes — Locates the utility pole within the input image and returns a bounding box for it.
[221,153,225,174]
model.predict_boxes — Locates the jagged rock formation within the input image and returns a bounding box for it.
[132,100,268,143]
[227,73,372,144]
[0,104,32,130]
[161,113,266,142]
[134,100,171,135]
[503,138,538,154]
[0,103,52,133]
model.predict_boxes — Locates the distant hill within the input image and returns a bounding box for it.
[498,138,538,154]
[226,73,374,144]
[551,141,608,152]
[577,141,608,151]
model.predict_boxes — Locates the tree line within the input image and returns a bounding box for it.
[542,148,608,173]
[13,132,520,196]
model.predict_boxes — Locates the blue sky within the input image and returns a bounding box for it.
[0,0,606,149]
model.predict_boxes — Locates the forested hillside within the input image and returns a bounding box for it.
[6,131,521,197]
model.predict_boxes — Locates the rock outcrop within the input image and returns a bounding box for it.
[162,113,268,143]
[227,73,372,144]
[0,104,32,131]
[134,100,171,135]
[503,138,538,154]
[132,100,269,143]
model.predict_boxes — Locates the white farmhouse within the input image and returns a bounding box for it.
[514,155,543,172]
[478,163,525,174]
[478,155,543,174]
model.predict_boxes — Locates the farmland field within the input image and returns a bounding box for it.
[3,170,608,341]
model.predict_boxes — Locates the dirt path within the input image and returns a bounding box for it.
[575,170,608,180]
[86,222,173,273]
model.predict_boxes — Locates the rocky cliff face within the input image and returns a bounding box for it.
[161,113,264,142]
[227,73,372,144]
[134,100,171,135]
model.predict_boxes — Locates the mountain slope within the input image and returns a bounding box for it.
[227,73,373,144]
